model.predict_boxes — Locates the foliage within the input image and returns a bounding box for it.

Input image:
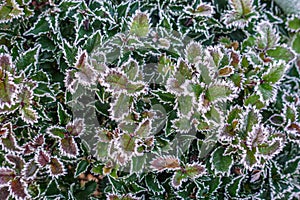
[0,0,299,199]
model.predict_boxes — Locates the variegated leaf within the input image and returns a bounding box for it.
[150,156,180,172]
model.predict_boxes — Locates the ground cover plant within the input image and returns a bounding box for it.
[0,0,299,199]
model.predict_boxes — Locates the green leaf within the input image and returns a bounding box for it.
[256,21,279,50]
[172,117,191,133]
[258,139,282,157]
[266,46,295,63]
[74,161,89,178]
[15,45,40,70]
[177,95,194,116]
[25,16,50,36]
[120,133,136,152]
[206,82,236,102]
[243,149,257,169]
[45,180,61,196]
[131,155,147,174]
[226,176,243,197]
[57,102,71,126]
[74,181,97,200]
[244,107,260,133]
[47,127,65,139]
[292,33,300,54]
[0,0,24,23]
[145,174,164,194]
[257,82,274,101]
[211,147,233,174]
[130,12,149,37]
[262,62,286,84]
[110,93,131,120]
[287,16,300,31]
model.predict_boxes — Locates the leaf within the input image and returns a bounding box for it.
[49,157,65,177]
[120,133,136,153]
[24,16,50,36]
[57,102,71,126]
[177,95,194,117]
[0,187,10,200]
[243,107,260,133]
[266,46,295,63]
[20,106,39,124]
[185,42,203,64]
[172,116,192,133]
[185,3,214,17]
[262,61,286,84]
[134,119,151,137]
[286,16,300,32]
[36,149,50,167]
[45,180,61,197]
[47,126,66,139]
[211,147,233,175]
[66,118,85,137]
[0,0,24,23]
[206,81,236,102]
[184,163,206,178]
[150,156,180,172]
[218,66,234,77]
[60,137,78,158]
[246,125,268,149]
[292,33,300,54]
[5,154,24,171]
[226,176,243,197]
[130,12,149,37]
[1,131,22,153]
[22,159,39,180]
[10,178,28,200]
[0,72,17,109]
[74,181,97,200]
[256,21,279,50]
[178,59,193,80]
[15,45,40,70]
[74,160,90,178]
[0,168,15,186]
[122,59,140,81]
[62,39,77,67]
[258,139,283,158]
[172,171,185,188]
[257,82,275,101]
[109,93,131,121]
[242,149,257,170]
[130,155,147,174]
[144,174,164,194]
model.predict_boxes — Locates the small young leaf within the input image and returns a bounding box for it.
[262,61,286,84]
[47,126,66,139]
[57,102,71,126]
[286,16,300,32]
[5,154,24,171]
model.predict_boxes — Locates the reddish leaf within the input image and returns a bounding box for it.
[36,149,50,167]
[5,154,24,171]
[49,157,65,177]
[60,137,78,157]
[22,160,39,180]
[0,186,9,200]
[10,178,28,200]
[33,135,45,146]
[150,156,180,172]
[0,168,15,186]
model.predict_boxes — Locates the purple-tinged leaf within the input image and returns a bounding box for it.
[35,149,50,167]
[0,186,10,200]
[0,168,15,186]
[246,125,268,149]
[48,157,65,178]
[130,12,150,37]
[60,137,78,158]
[0,131,22,153]
[150,156,180,172]
[10,178,28,200]
[22,159,39,180]
[107,193,140,200]
[66,118,85,137]
[0,71,17,109]
[33,134,45,146]
[250,169,262,183]
[5,154,25,171]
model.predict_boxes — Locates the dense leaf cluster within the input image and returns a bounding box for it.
[0,0,299,199]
